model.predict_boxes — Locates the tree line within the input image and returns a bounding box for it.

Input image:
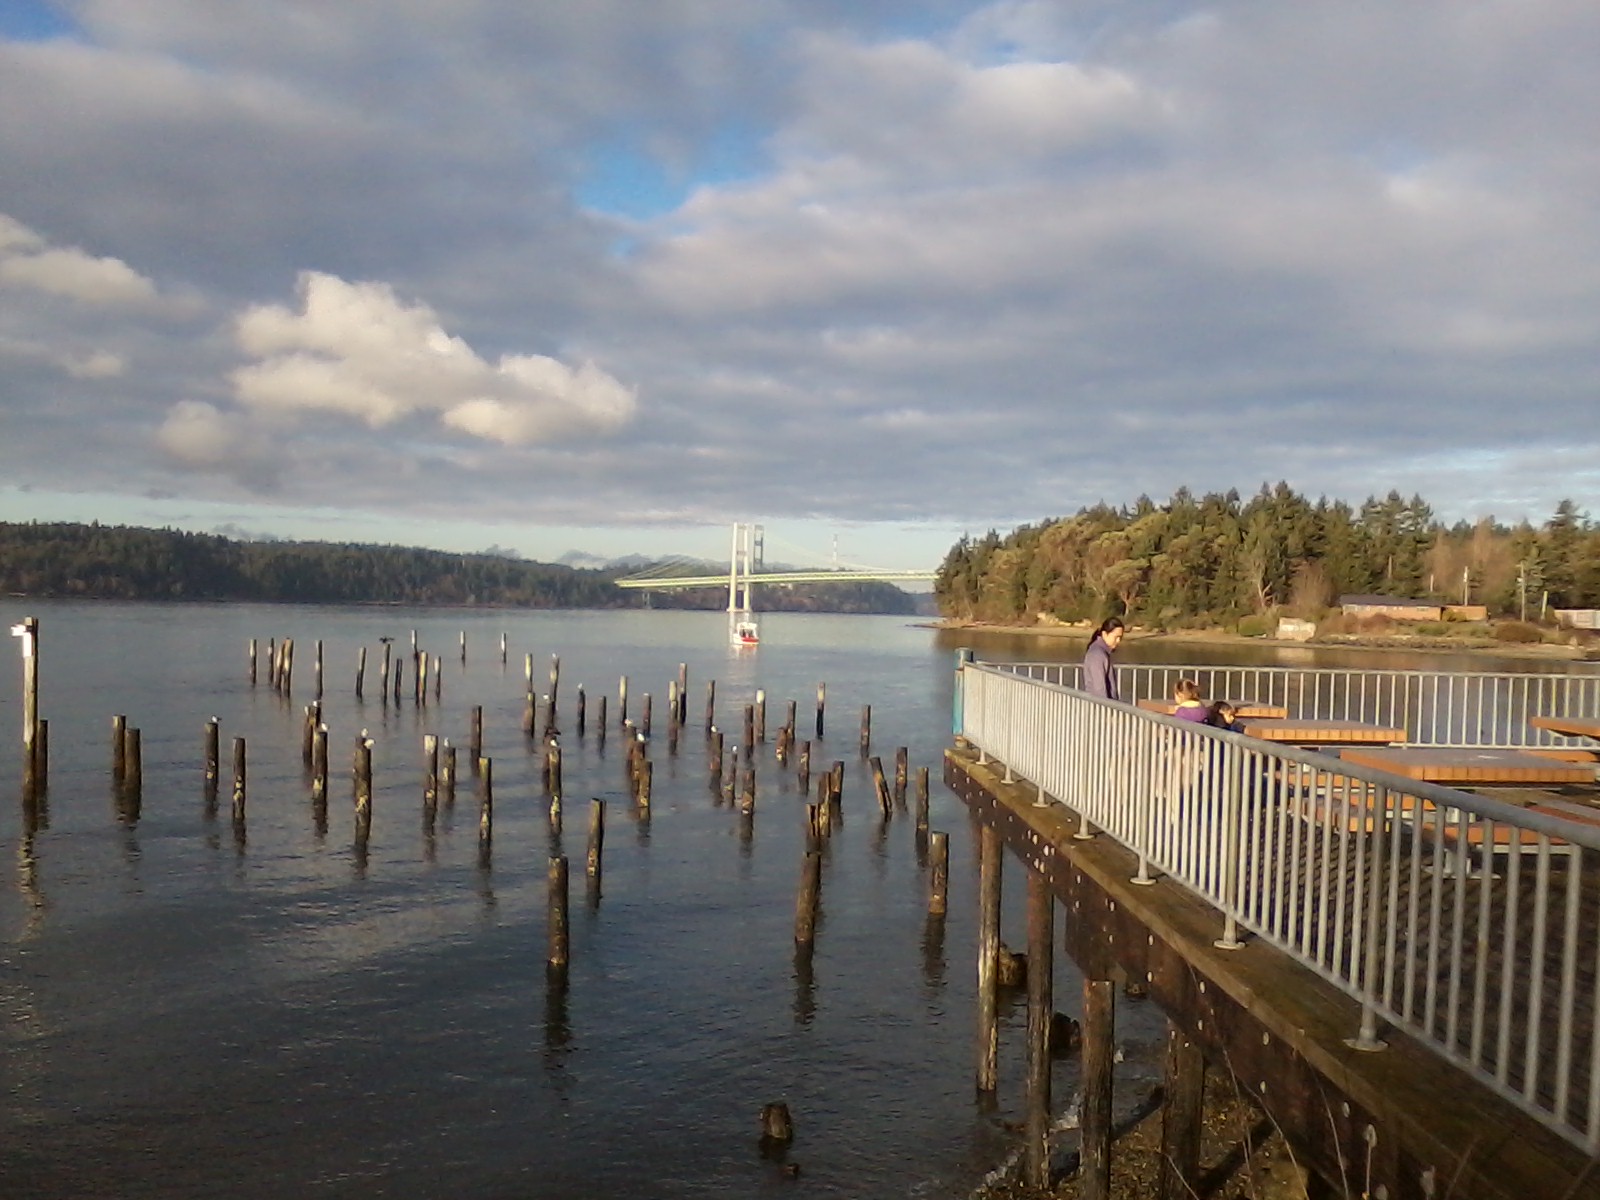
[0,521,920,614]
[935,485,1600,627]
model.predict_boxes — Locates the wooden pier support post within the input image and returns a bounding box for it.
[642,693,652,739]
[784,699,797,743]
[249,637,258,685]
[392,654,403,705]
[356,645,367,700]
[677,663,688,724]
[500,632,507,664]
[618,674,628,725]
[441,741,455,805]
[459,629,467,664]
[794,849,822,945]
[739,766,756,814]
[477,756,493,850]
[123,726,142,806]
[928,830,949,915]
[894,747,908,806]
[1158,1022,1205,1200]
[522,654,535,734]
[1080,977,1116,1200]
[469,705,483,765]
[977,824,1002,1092]
[815,682,825,739]
[870,756,893,815]
[859,704,871,756]
[548,856,570,980]
[638,759,653,808]
[755,689,766,743]
[314,639,324,699]
[743,703,755,758]
[380,641,391,703]
[547,739,563,802]
[710,728,725,783]
[830,761,846,813]
[231,736,247,820]
[704,680,716,734]
[433,654,442,702]
[798,741,811,793]
[424,734,439,805]
[354,735,374,828]
[587,799,605,890]
[205,717,220,786]
[312,724,328,806]
[281,639,294,695]
[418,653,430,706]
[548,655,560,717]
[112,713,127,783]
[596,695,607,744]
[302,701,320,766]
[667,680,678,730]
[576,685,587,735]
[15,617,40,796]
[1023,868,1054,1190]
[916,767,930,831]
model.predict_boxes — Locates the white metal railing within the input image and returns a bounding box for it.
[958,661,1600,1151]
[993,661,1600,749]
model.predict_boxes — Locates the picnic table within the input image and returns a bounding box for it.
[1338,746,1598,787]
[1529,715,1600,741]
[1243,718,1405,745]
[1136,699,1289,719]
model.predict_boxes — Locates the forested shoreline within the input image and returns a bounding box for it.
[0,522,919,614]
[935,485,1600,630]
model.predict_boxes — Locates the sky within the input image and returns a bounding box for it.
[1,1,1597,573]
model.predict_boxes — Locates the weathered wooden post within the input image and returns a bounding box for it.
[704,680,716,735]
[356,646,367,700]
[638,759,653,808]
[1081,978,1116,1200]
[547,740,563,806]
[742,703,755,758]
[794,849,822,945]
[548,654,560,717]
[587,799,605,889]
[122,726,142,807]
[522,654,536,734]
[13,617,40,796]
[424,734,439,806]
[916,767,930,832]
[977,824,1002,1092]
[247,637,257,685]
[441,741,456,806]
[392,655,403,704]
[432,654,441,702]
[469,705,483,765]
[928,830,949,915]
[231,736,247,820]
[755,689,766,743]
[710,728,725,783]
[870,756,892,815]
[548,856,570,980]
[596,695,607,744]
[312,724,328,806]
[798,741,811,793]
[418,653,430,706]
[380,641,391,704]
[576,685,587,735]
[739,766,756,814]
[1023,869,1055,1190]
[815,682,825,739]
[314,639,324,700]
[302,701,319,766]
[858,704,871,756]
[642,693,652,739]
[618,674,628,725]
[112,713,127,783]
[667,680,678,729]
[353,734,374,828]
[281,638,294,694]
[478,756,493,854]
[676,663,688,724]
[205,717,220,786]
[894,747,908,806]
[459,629,467,664]
[500,632,507,664]
[1159,1022,1205,1200]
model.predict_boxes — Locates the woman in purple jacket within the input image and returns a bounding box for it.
[1081,617,1125,700]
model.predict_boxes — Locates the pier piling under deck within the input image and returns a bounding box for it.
[946,744,1598,1200]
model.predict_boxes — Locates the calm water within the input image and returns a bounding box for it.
[0,604,1587,1199]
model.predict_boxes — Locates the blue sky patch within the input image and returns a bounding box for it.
[0,0,77,40]
[576,121,768,221]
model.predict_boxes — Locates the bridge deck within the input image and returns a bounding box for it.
[946,745,1600,1200]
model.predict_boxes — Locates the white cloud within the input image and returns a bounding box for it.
[0,214,160,306]
[63,350,126,379]
[228,271,636,444]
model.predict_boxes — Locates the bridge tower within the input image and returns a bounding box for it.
[727,522,761,644]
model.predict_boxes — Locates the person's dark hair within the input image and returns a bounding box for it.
[1092,617,1125,642]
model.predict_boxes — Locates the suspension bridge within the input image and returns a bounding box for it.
[611,523,937,593]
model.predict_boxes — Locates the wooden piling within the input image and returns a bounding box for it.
[17,616,40,795]
[755,689,766,743]
[676,663,688,724]
[704,680,716,734]
[547,740,563,800]
[433,654,441,702]
[314,639,324,699]
[478,756,493,843]
[794,850,822,945]
[205,717,220,784]
[123,726,142,802]
[418,653,430,706]
[302,701,319,765]
[977,824,1002,1092]
[112,713,127,782]
[587,799,605,884]
[281,639,294,694]
[743,703,755,757]
[916,767,930,832]
[928,830,948,915]
[548,856,570,978]
[894,747,908,806]
[500,632,507,664]
[642,693,652,738]
[231,736,247,818]
[1158,1022,1205,1200]
[1081,978,1116,1200]
[667,680,678,729]
[739,766,756,814]
[710,728,725,782]
[392,655,403,704]
[441,742,456,805]
[618,674,628,725]
[596,695,607,743]
[548,655,560,715]
[356,645,367,699]
[576,685,587,735]
[869,756,892,815]
[798,740,811,793]
[380,641,391,703]
[470,705,483,764]
[424,734,439,805]
[1024,869,1055,1190]
[459,629,467,663]
[858,704,871,756]
[815,682,825,739]
[312,725,328,805]
[638,759,653,808]
[354,735,373,820]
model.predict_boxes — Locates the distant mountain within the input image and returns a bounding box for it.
[557,550,716,572]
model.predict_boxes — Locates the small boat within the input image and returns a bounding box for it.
[731,619,760,647]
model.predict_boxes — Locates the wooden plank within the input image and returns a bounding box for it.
[1530,714,1600,740]
[1245,718,1407,744]
[1339,746,1597,785]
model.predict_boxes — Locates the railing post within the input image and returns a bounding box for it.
[1344,785,1389,1052]
[1213,740,1246,951]
[954,649,973,739]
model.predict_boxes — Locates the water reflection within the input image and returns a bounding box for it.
[791,944,816,1026]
